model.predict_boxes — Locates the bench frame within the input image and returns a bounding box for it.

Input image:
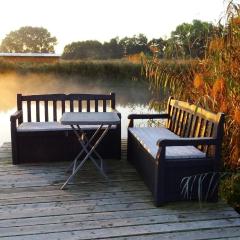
[127,97,224,206]
[11,93,121,164]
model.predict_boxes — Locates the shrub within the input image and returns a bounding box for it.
[220,173,240,213]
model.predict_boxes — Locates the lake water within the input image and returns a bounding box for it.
[0,73,156,146]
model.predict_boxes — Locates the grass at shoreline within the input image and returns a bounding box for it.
[0,59,142,80]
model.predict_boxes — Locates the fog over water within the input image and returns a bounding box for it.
[0,73,154,146]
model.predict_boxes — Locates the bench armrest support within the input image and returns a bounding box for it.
[10,110,23,126]
[156,137,218,147]
[128,113,169,127]
[156,137,218,162]
[10,110,23,165]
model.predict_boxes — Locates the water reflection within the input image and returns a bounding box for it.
[0,73,154,146]
[0,73,151,110]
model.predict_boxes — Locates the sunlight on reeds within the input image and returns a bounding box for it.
[143,1,240,170]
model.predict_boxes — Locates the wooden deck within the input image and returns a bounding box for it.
[0,141,239,240]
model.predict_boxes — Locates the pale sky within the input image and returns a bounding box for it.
[0,0,226,53]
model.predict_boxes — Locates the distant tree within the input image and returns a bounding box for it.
[148,38,166,58]
[0,26,57,53]
[62,40,103,59]
[164,38,185,59]
[119,34,148,55]
[102,37,123,59]
[169,20,215,58]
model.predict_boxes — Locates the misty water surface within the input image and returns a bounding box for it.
[0,73,155,146]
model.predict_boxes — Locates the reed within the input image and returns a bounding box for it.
[0,59,141,80]
[142,0,240,210]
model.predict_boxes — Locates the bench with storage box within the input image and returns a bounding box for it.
[10,93,121,164]
[127,97,224,206]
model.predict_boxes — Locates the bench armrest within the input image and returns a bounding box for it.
[10,110,23,133]
[109,108,121,119]
[10,110,23,123]
[128,113,169,127]
[156,137,218,147]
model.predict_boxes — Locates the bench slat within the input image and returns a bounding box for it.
[189,115,198,137]
[27,100,31,122]
[178,110,185,136]
[36,100,40,122]
[168,106,176,131]
[70,100,74,112]
[103,100,107,112]
[200,119,208,151]
[78,100,82,112]
[174,109,182,134]
[206,121,214,154]
[95,100,98,112]
[44,100,49,121]
[181,112,189,137]
[53,100,57,121]
[61,100,65,114]
[87,100,90,112]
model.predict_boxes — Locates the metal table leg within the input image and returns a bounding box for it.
[65,125,103,173]
[61,124,111,190]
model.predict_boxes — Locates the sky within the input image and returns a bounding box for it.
[0,0,227,53]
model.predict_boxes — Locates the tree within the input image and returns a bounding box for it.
[119,34,148,55]
[62,40,104,59]
[102,37,123,59]
[148,38,166,58]
[0,26,57,53]
[170,20,214,58]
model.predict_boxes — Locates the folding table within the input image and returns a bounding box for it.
[60,112,120,189]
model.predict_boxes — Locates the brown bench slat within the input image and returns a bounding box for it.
[61,100,65,114]
[27,100,31,122]
[36,100,40,122]
[44,100,49,121]
[78,100,82,112]
[70,100,74,112]
[103,100,107,112]
[53,100,57,121]
[86,100,90,112]
[95,100,98,112]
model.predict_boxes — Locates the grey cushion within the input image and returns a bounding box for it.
[17,122,116,132]
[129,127,206,159]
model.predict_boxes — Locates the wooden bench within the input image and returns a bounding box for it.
[127,97,225,206]
[10,93,121,164]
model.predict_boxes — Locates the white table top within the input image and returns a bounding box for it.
[61,112,120,125]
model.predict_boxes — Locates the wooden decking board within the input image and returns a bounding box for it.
[1,219,240,240]
[99,228,240,240]
[0,141,239,239]
[0,209,236,229]
[0,215,240,238]
[0,190,151,205]
[0,178,146,189]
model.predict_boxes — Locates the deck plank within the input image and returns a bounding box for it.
[0,141,239,240]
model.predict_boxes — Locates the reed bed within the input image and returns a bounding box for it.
[0,59,141,80]
[142,0,240,211]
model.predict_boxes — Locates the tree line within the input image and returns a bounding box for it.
[0,20,217,59]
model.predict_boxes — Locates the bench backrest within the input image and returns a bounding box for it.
[17,93,116,123]
[166,97,224,153]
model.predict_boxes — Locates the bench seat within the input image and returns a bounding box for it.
[17,122,116,132]
[129,127,206,159]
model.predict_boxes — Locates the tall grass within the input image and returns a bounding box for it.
[142,0,240,210]
[0,59,141,81]
[143,2,240,170]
